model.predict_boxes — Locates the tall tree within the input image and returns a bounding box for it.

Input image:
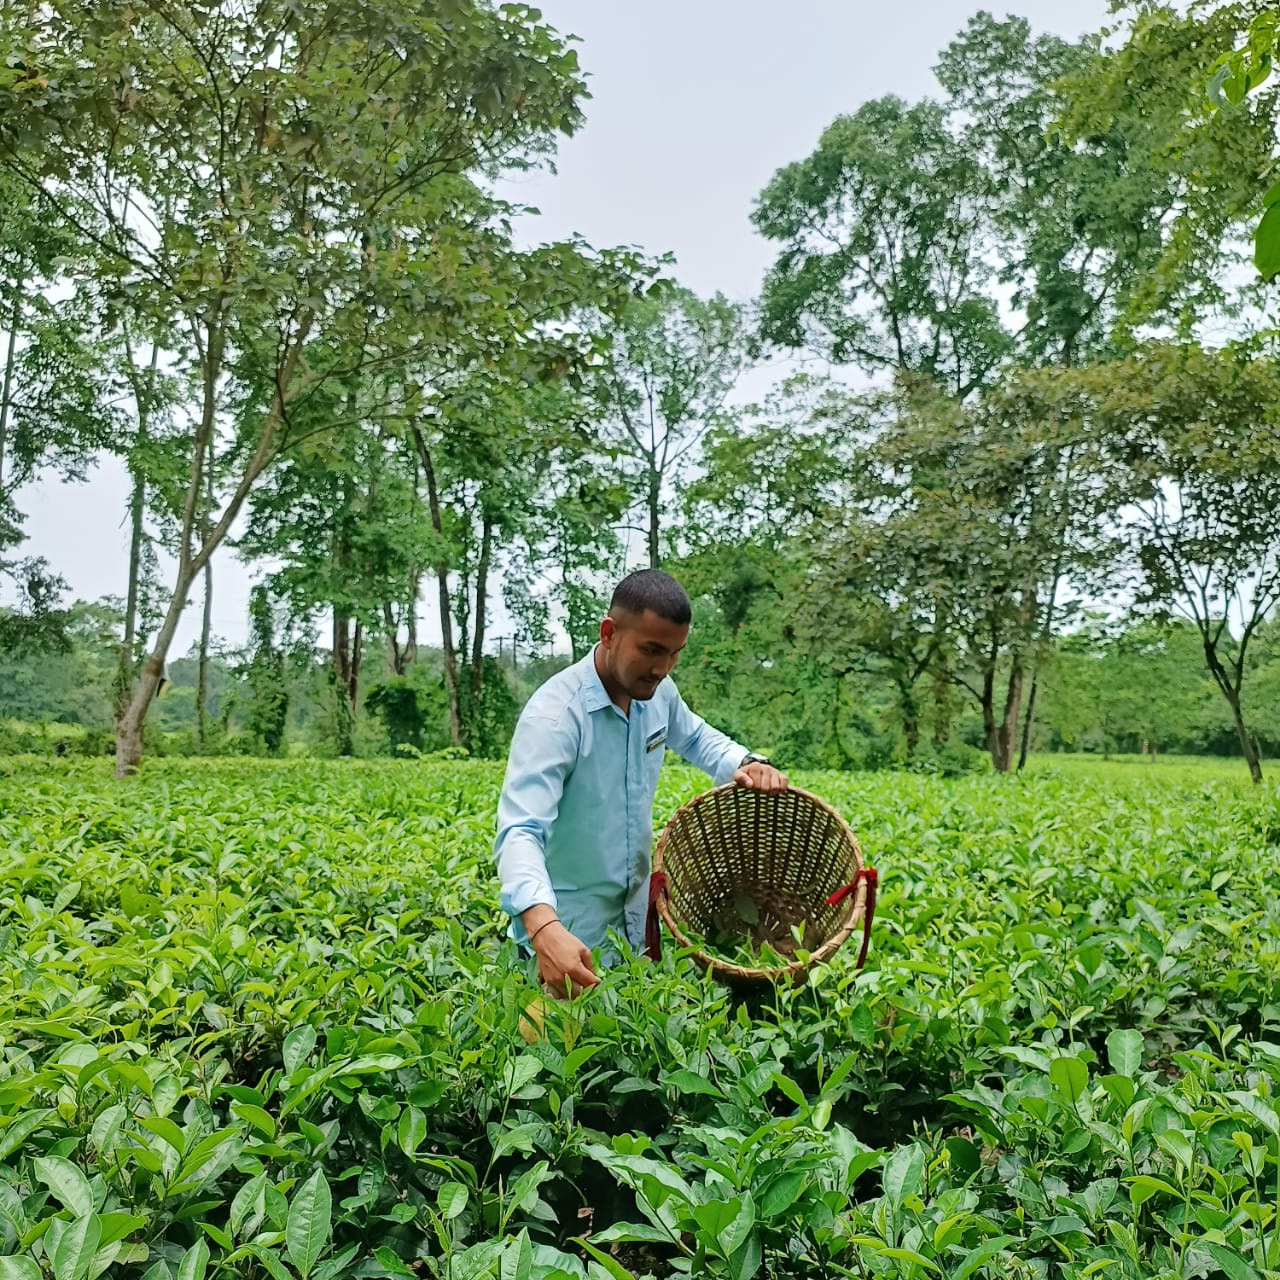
[753,97,1009,396]
[1081,344,1280,782]
[936,14,1176,369]
[1,0,614,775]
[411,367,625,748]
[594,286,747,567]
[242,415,435,755]
[1059,1,1276,328]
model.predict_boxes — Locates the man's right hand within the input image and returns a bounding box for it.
[529,920,599,999]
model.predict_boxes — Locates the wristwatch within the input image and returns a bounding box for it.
[740,752,772,768]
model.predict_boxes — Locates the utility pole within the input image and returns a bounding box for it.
[494,634,519,680]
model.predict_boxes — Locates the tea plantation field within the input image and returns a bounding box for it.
[1,756,1278,1280]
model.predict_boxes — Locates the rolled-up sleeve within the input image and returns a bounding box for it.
[666,685,749,786]
[494,710,579,921]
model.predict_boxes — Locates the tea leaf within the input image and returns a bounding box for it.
[283,1026,318,1077]
[1049,1056,1089,1105]
[438,1183,469,1221]
[51,1215,101,1280]
[0,1259,42,1280]
[35,1157,94,1219]
[882,1143,925,1210]
[285,1171,332,1279]
[174,1239,209,1280]
[1106,1029,1144,1078]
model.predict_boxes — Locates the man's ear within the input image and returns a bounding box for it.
[600,616,616,644]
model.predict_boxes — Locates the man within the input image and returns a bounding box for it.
[494,569,787,995]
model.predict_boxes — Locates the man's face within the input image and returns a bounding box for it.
[599,609,689,701]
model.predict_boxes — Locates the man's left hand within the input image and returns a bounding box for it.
[733,761,788,793]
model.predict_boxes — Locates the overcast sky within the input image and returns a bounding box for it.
[18,0,1113,656]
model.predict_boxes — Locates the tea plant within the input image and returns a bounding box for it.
[0,756,1276,1278]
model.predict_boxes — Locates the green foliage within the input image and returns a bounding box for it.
[1035,617,1224,756]
[1061,1,1276,327]
[241,587,290,757]
[589,284,747,569]
[3,0,1280,793]
[0,558,72,657]
[458,658,519,760]
[753,95,1009,394]
[0,172,120,552]
[0,757,1277,1278]
[0,598,122,727]
[365,672,450,757]
[754,10,1227,388]
[0,0,654,774]
[1207,5,1280,277]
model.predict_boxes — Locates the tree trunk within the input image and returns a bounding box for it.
[350,620,363,710]
[829,673,853,768]
[195,434,214,749]
[383,601,405,675]
[1219,675,1263,783]
[897,677,920,758]
[1018,569,1061,772]
[1226,691,1262,783]
[469,512,494,710]
[115,567,195,775]
[0,285,19,496]
[455,559,472,674]
[333,611,349,686]
[929,661,953,747]
[929,599,953,746]
[332,611,356,756]
[1201,635,1264,784]
[1017,674,1040,772]
[196,556,213,748]
[646,464,661,568]
[113,314,311,777]
[405,573,419,669]
[995,661,1024,774]
[116,471,147,723]
[115,340,161,724]
[410,422,463,746]
[980,653,1000,771]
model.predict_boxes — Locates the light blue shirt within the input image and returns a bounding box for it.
[494,647,749,953]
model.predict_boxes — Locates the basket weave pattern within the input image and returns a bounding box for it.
[650,784,874,984]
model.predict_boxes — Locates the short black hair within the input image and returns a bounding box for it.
[609,569,692,626]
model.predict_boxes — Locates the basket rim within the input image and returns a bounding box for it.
[652,782,867,982]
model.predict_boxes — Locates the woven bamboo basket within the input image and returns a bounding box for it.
[647,783,877,986]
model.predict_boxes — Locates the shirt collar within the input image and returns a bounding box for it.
[581,646,613,713]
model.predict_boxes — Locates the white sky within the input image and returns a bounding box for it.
[15,0,1112,655]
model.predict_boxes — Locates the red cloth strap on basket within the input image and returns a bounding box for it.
[646,871,669,962]
[825,866,878,969]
